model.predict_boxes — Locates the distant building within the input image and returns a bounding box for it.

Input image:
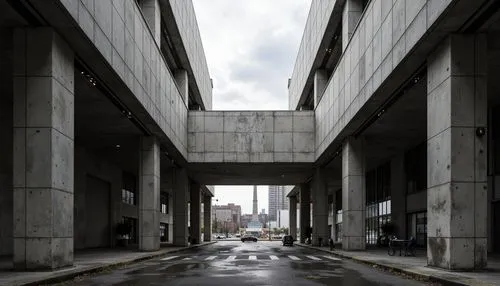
[212,203,241,233]
[268,186,289,221]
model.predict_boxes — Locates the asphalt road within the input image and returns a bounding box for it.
[57,241,435,285]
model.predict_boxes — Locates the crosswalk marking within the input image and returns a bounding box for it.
[249,255,257,260]
[182,257,192,261]
[161,256,179,261]
[323,255,341,261]
[226,256,237,260]
[269,255,279,260]
[205,256,217,261]
[306,255,322,261]
[288,255,301,260]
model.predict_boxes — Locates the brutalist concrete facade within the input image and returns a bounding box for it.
[0,0,499,272]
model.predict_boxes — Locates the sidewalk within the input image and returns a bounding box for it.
[297,243,500,286]
[0,241,216,286]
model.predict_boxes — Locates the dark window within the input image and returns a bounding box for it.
[161,193,168,214]
[122,217,138,244]
[365,162,392,245]
[160,223,168,242]
[122,173,137,205]
[405,143,427,194]
[407,212,427,247]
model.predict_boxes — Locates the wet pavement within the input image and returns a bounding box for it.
[52,241,436,285]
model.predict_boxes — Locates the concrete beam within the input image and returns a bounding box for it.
[426,34,488,270]
[13,28,74,270]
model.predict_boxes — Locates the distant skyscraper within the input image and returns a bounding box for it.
[252,185,258,215]
[268,186,288,221]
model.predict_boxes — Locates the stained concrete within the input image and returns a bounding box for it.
[173,168,189,247]
[426,34,488,270]
[289,196,298,239]
[312,169,329,246]
[12,28,74,270]
[203,196,212,242]
[190,182,201,244]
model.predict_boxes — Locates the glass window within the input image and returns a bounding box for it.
[161,194,168,214]
[122,172,136,205]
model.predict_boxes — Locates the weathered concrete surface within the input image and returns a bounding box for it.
[13,28,74,270]
[426,34,488,270]
[342,0,363,51]
[187,111,315,163]
[342,137,365,250]
[139,136,161,251]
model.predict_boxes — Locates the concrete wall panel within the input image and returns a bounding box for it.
[187,111,315,163]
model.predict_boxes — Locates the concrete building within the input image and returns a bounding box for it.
[212,203,241,233]
[0,0,498,273]
[268,185,289,221]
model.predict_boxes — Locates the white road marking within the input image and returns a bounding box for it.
[249,255,257,260]
[323,255,341,261]
[306,255,322,261]
[182,257,192,261]
[160,256,179,261]
[226,256,237,260]
[270,255,279,260]
[205,256,217,260]
[288,255,301,260]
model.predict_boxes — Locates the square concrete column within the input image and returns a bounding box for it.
[342,136,366,250]
[189,182,201,244]
[173,168,189,246]
[139,136,160,251]
[289,196,297,240]
[299,183,310,243]
[174,69,188,104]
[331,192,337,242]
[314,69,328,107]
[391,155,406,238]
[312,169,329,246]
[203,196,212,242]
[427,34,487,270]
[342,0,363,51]
[13,28,74,270]
[139,0,161,46]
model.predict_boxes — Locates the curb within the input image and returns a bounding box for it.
[14,241,217,286]
[295,243,470,286]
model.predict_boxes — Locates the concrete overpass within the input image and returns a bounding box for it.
[0,0,499,273]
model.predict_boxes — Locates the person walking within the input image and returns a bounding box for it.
[329,237,334,251]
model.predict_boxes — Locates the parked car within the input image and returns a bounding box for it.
[241,235,258,242]
[282,235,294,246]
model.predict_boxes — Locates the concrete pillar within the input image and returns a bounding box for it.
[203,196,212,242]
[342,0,363,51]
[426,34,487,270]
[190,182,201,244]
[312,169,329,246]
[139,0,161,46]
[13,28,74,270]
[139,136,160,251]
[299,183,310,243]
[331,191,337,242]
[174,69,188,104]
[0,29,13,256]
[313,69,328,107]
[391,155,406,239]
[289,196,297,240]
[173,168,189,246]
[342,136,366,250]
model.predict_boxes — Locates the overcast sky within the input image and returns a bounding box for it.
[192,0,311,214]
